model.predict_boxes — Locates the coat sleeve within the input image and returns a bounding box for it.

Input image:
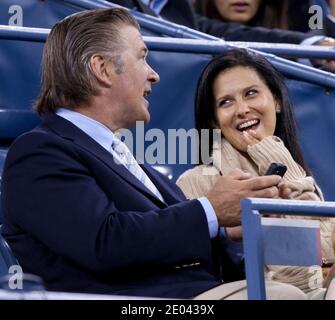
[195,14,309,43]
[2,132,213,273]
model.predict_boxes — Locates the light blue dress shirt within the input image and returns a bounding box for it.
[55,108,221,240]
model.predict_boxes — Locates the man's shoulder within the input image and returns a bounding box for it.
[6,126,73,163]
[11,127,61,148]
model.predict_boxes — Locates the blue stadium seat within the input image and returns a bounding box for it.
[0,110,37,225]
[0,226,17,278]
[0,110,39,141]
[0,148,8,224]
[0,226,45,292]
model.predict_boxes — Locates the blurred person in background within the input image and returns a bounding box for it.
[194,0,335,37]
[193,0,335,71]
[109,0,335,71]
[108,0,315,43]
[194,0,289,29]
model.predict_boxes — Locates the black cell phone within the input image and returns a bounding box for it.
[265,162,287,177]
[322,259,335,268]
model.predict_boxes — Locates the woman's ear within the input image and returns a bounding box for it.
[89,54,113,87]
[275,101,281,113]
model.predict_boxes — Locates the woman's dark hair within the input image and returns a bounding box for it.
[195,48,310,174]
[194,0,289,29]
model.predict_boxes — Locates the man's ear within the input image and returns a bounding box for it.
[89,54,113,87]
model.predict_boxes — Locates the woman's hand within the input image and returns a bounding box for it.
[278,180,292,199]
[241,129,263,147]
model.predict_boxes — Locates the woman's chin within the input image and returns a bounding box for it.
[231,141,248,153]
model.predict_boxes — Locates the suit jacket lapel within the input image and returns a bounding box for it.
[141,164,184,205]
[41,113,166,207]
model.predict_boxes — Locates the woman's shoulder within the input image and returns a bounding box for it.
[176,164,220,199]
[177,164,218,183]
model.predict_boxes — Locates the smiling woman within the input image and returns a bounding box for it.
[212,65,277,152]
[176,49,335,297]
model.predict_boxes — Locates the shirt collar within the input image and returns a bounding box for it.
[56,108,115,153]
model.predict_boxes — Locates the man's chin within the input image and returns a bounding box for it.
[132,113,150,127]
[144,115,150,124]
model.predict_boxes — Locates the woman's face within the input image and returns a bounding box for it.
[213,0,262,23]
[213,66,277,152]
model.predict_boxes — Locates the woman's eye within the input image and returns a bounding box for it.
[246,89,257,97]
[218,99,231,107]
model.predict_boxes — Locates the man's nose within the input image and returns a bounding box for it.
[148,65,160,84]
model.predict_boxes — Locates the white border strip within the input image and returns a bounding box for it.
[261,217,320,228]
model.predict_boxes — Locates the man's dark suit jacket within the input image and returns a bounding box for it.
[110,0,309,43]
[1,113,243,298]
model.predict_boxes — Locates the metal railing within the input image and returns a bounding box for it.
[1,24,335,89]
[242,198,335,300]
